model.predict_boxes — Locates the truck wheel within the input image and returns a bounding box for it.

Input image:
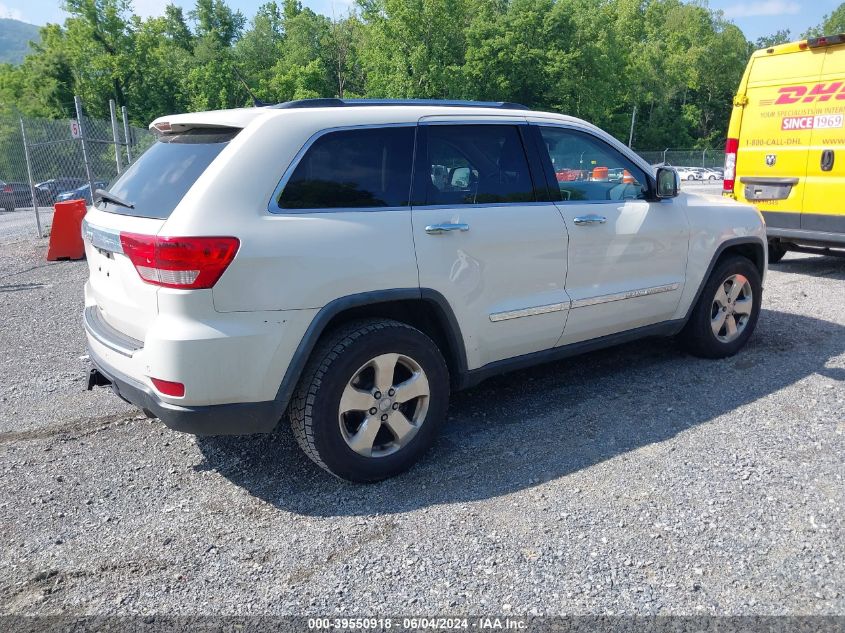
[290,319,450,483]
[3,205,12,212]
[679,255,762,359]
[768,241,788,264]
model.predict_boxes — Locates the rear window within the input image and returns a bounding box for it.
[96,128,238,219]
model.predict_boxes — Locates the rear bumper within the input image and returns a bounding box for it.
[88,346,281,436]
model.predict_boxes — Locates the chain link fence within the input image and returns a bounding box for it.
[0,98,153,238]
[634,148,725,168]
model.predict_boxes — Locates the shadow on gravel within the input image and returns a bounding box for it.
[770,255,845,280]
[196,308,844,516]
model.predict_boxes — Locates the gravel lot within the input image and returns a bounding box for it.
[0,229,843,617]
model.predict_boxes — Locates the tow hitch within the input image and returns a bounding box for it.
[87,368,112,390]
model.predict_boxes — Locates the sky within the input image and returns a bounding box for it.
[0,0,841,43]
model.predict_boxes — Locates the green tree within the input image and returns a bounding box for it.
[755,29,791,49]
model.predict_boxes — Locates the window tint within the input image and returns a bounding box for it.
[538,127,648,202]
[96,128,238,219]
[421,125,535,205]
[277,127,414,209]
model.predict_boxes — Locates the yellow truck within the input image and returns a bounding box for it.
[724,35,845,261]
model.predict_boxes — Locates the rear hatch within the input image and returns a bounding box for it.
[83,127,239,341]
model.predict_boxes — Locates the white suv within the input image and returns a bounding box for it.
[82,99,766,482]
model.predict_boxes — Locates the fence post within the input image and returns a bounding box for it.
[19,117,43,238]
[663,148,669,164]
[109,99,123,174]
[121,106,132,165]
[702,148,707,167]
[74,96,96,198]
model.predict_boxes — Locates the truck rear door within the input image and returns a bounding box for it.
[734,47,825,232]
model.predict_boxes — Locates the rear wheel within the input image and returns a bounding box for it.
[290,319,449,482]
[768,240,788,264]
[679,255,762,359]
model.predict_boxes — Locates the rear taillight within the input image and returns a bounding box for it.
[2,185,11,193]
[150,377,185,397]
[119,233,239,290]
[723,138,739,194]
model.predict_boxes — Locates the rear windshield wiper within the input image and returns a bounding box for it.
[95,189,135,209]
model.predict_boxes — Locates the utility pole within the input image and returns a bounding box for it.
[628,105,637,148]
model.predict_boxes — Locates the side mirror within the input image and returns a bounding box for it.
[655,167,680,199]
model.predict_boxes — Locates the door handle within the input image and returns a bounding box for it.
[425,223,470,235]
[821,149,835,172]
[573,214,607,226]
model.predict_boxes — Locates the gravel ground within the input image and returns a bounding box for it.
[0,208,54,246]
[0,235,842,617]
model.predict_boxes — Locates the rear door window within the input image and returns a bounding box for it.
[96,128,238,219]
[276,126,415,210]
[417,124,536,205]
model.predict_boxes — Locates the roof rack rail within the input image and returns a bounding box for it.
[271,98,530,110]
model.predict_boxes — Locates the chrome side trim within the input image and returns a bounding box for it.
[83,306,143,357]
[489,301,570,322]
[81,219,123,255]
[571,283,680,309]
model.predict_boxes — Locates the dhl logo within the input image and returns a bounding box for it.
[765,82,845,105]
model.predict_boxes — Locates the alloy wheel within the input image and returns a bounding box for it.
[710,273,753,343]
[338,353,430,458]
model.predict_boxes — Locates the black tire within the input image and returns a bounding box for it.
[3,206,11,213]
[679,255,762,359]
[289,318,450,483]
[768,241,788,264]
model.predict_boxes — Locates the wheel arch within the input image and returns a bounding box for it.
[681,236,766,325]
[272,289,468,417]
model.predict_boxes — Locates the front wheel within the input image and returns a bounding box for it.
[679,255,762,359]
[290,319,450,482]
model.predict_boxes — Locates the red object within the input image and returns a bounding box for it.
[723,137,739,194]
[119,233,239,290]
[46,199,88,261]
[150,377,185,397]
[2,185,11,193]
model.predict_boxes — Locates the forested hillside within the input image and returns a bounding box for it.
[0,0,841,148]
[0,18,40,64]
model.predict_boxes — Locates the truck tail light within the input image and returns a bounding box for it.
[119,233,239,290]
[723,138,739,194]
[150,377,185,397]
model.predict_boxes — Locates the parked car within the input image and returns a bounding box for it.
[82,99,766,482]
[725,35,845,261]
[703,168,723,180]
[35,178,86,205]
[1,181,33,211]
[675,167,702,181]
[56,181,108,205]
